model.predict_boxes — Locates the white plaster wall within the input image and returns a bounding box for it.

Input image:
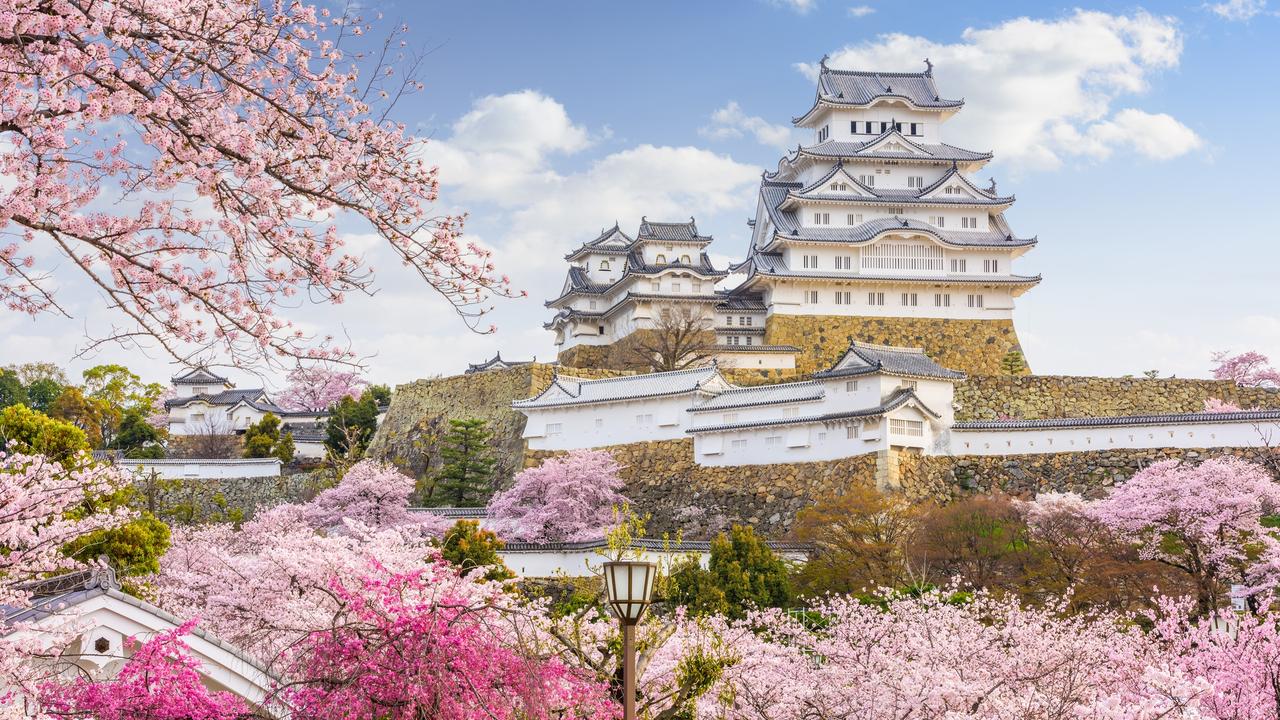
[816,108,943,144]
[124,458,282,479]
[947,419,1280,457]
[713,351,796,369]
[523,393,701,451]
[694,417,888,467]
[764,280,1015,320]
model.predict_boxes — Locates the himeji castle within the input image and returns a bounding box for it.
[541,60,1042,376]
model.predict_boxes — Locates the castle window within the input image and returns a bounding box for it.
[879,122,889,133]
[867,292,885,306]
[636,413,654,427]
[984,259,999,273]
[680,254,691,264]
[862,242,943,272]
[950,258,967,273]
[886,206,904,214]
[835,256,853,270]
[901,292,918,307]
[812,212,830,225]
[723,413,738,424]
[817,432,826,442]
[908,176,924,188]
[656,254,667,264]
[846,425,860,439]
[890,418,924,437]
[847,213,862,225]
[930,215,945,227]
[783,407,799,418]
[900,380,918,391]
[817,125,829,142]
[864,121,874,134]
[934,293,951,307]
[803,254,819,268]
[834,290,852,305]
[909,123,921,136]
[745,336,753,346]
[598,325,605,334]
[845,380,859,392]
[193,386,207,395]
[546,423,563,436]
[805,290,819,304]
[859,175,875,187]
[731,439,748,449]
[651,281,661,292]
[599,260,610,271]
[765,435,783,447]
[745,316,753,326]
[968,294,984,308]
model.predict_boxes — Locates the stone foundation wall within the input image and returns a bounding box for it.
[527,439,879,538]
[896,447,1280,502]
[133,472,324,525]
[956,376,1280,421]
[763,315,1026,376]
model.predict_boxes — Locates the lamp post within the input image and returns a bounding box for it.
[603,560,657,720]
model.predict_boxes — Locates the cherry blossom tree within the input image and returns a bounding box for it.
[488,450,630,543]
[1212,351,1280,389]
[38,619,250,720]
[275,367,368,412]
[0,0,513,368]
[297,458,449,534]
[1091,457,1280,615]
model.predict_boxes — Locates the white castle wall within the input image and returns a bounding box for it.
[947,417,1280,457]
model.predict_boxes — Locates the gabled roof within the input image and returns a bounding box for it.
[692,380,825,413]
[636,217,712,243]
[171,366,230,384]
[165,387,271,408]
[624,250,726,277]
[779,165,1013,211]
[795,161,877,198]
[916,165,1012,203]
[465,352,535,374]
[513,365,726,410]
[789,138,992,165]
[715,292,769,312]
[814,341,966,381]
[564,223,635,261]
[687,388,938,434]
[794,60,964,125]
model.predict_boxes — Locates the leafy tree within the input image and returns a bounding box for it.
[1000,349,1028,376]
[439,520,514,582]
[111,409,165,459]
[324,392,380,460]
[5,362,67,386]
[24,377,64,413]
[667,525,792,619]
[48,387,108,448]
[793,485,920,598]
[63,511,171,580]
[275,431,296,464]
[81,364,164,447]
[909,494,1033,594]
[0,369,27,409]
[431,418,496,507]
[244,413,283,458]
[365,383,392,406]
[0,404,90,461]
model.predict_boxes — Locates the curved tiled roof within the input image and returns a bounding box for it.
[953,409,1280,431]
[466,352,534,374]
[797,139,991,164]
[688,388,937,434]
[815,341,966,381]
[735,251,1041,287]
[637,217,712,242]
[564,223,635,260]
[794,62,963,125]
[691,380,825,413]
[513,365,724,410]
[164,388,274,409]
[171,366,230,384]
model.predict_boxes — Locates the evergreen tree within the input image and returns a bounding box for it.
[1001,349,1028,376]
[364,383,392,406]
[324,392,379,458]
[432,418,495,507]
[275,431,296,464]
[112,409,165,459]
[0,369,28,409]
[666,525,792,618]
[439,520,514,582]
[243,413,282,458]
[24,377,64,413]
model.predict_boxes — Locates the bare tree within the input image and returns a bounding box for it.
[609,305,716,372]
[172,415,241,459]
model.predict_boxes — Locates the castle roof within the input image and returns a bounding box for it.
[691,380,825,413]
[814,341,967,381]
[793,137,991,164]
[636,217,712,243]
[547,252,726,307]
[165,387,273,409]
[564,223,635,261]
[466,352,535,374]
[794,60,964,126]
[513,365,726,410]
[170,366,229,384]
[953,409,1280,432]
[688,387,938,434]
[714,292,769,312]
[731,251,1042,289]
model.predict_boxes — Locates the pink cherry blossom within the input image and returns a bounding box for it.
[275,366,368,412]
[1211,351,1280,389]
[488,450,630,543]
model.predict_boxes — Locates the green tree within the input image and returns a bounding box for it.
[111,409,165,459]
[24,377,65,413]
[432,418,495,507]
[63,511,171,580]
[0,404,90,461]
[81,364,164,447]
[364,383,392,406]
[0,369,28,409]
[275,431,296,463]
[6,361,68,385]
[666,525,793,619]
[1000,350,1028,376]
[324,392,379,459]
[243,413,282,458]
[48,386,108,448]
[439,520,514,582]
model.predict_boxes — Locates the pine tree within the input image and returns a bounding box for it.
[275,431,296,463]
[432,418,496,507]
[243,413,282,458]
[1000,349,1028,376]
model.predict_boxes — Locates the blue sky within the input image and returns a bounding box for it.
[6,0,1279,388]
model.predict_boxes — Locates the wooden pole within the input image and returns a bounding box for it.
[623,622,636,720]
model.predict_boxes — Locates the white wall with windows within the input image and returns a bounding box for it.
[765,280,1014,320]
[521,393,703,451]
[946,418,1280,457]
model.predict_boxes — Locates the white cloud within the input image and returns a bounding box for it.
[1205,0,1267,21]
[804,10,1200,170]
[767,0,816,14]
[699,101,802,149]
[848,5,875,17]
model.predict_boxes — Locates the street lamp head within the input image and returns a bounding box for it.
[603,560,657,626]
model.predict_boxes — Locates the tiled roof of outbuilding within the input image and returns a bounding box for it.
[953,409,1280,431]
[692,380,825,413]
[814,341,966,380]
[687,388,936,434]
[513,365,724,409]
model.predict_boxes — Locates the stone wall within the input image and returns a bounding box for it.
[133,471,324,525]
[956,376,1280,421]
[527,439,879,538]
[896,447,1280,502]
[763,315,1026,375]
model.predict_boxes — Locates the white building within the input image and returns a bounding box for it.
[515,365,734,451]
[164,367,327,459]
[725,59,1040,325]
[688,341,964,466]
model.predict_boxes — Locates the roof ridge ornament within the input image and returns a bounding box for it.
[924,57,933,76]
[819,54,829,71]
[988,177,998,194]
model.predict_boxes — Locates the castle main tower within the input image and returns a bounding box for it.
[725,59,1039,374]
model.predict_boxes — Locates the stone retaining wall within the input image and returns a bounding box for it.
[956,376,1280,421]
[763,315,1026,375]
[132,471,323,525]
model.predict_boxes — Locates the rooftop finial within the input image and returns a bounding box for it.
[987,177,998,194]
[819,54,830,70]
[923,57,933,75]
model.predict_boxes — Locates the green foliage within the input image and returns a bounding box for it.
[48,387,108,448]
[0,369,28,409]
[275,431,295,463]
[24,377,64,413]
[64,511,172,578]
[364,383,392,406]
[1000,350,1027,376]
[439,520,514,582]
[0,404,90,461]
[243,413,284,459]
[666,525,793,619]
[324,391,380,458]
[432,418,496,507]
[112,409,164,459]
